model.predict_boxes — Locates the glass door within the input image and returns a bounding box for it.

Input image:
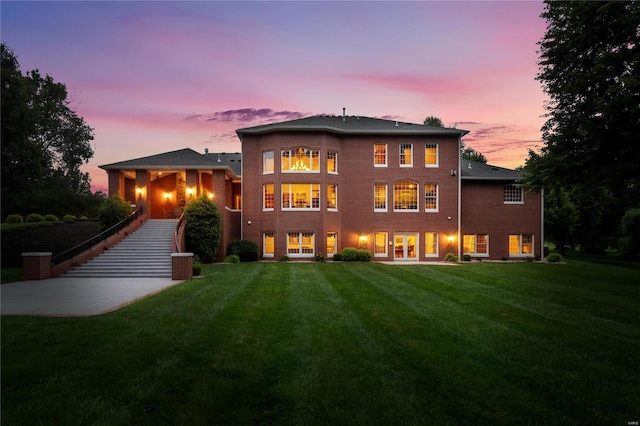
[394,233,418,260]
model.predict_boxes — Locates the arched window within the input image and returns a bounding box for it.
[393,181,418,211]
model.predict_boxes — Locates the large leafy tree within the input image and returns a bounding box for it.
[524,1,640,250]
[424,115,487,163]
[1,43,95,219]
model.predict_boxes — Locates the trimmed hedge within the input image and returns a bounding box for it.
[547,253,562,263]
[227,239,259,262]
[44,214,59,222]
[5,214,23,224]
[26,213,45,223]
[340,247,372,262]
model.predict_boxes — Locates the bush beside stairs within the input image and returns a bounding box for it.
[64,219,178,278]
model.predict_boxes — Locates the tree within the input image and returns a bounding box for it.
[423,115,444,127]
[525,1,640,251]
[183,196,222,263]
[1,43,95,219]
[461,141,487,164]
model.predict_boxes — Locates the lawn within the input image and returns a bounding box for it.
[2,259,639,425]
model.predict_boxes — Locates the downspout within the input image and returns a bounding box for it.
[541,187,545,260]
[239,134,244,240]
[457,135,462,260]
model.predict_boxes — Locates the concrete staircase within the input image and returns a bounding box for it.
[65,219,178,278]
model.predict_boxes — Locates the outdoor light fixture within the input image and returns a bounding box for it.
[186,187,194,197]
[136,187,142,196]
[447,235,455,242]
[163,192,171,200]
[208,193,214,199]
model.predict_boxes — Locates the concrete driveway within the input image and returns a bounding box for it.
[1,277,184,316]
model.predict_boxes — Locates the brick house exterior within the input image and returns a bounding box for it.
[101,115,543,262]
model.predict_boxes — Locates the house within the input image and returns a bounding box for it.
[101,114,543,261]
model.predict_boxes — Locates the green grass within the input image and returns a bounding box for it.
[1,268,22,284]
[2,259,639,425]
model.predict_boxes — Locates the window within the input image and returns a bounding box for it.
[263,151,274,174]
[327,151,337,174]
[263,184,274,210]
[327,184,337,210]
[327,232,337,257]
[424,184,438,212]
[504,184,524,204]
[282,184,320,209]
[425,233,438,257]
[425,144,438,167]
[374,184,387,212]
[263,233,274,258]
[394,181,418,211]
[374,144,387,167]
[374,232,388,257]
[287,232,315,257]
[463,234,489,256]
[400,143,413,167]
[281,148,320,172]
[509,234,533,256]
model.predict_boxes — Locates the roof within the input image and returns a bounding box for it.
[99,148,241,177]
[236,115,469,137]
[460,160,520,181]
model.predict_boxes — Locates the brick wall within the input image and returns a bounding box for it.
[2,220,100,268]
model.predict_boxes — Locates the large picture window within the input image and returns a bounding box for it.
[394,181,418,211]
[400,143,413,167]
[509,234,533,256]
[327,184,337,210]
[424,184,438,212]
[263,151,274,174]
[263,184,274,210]
[425,232,438,257]
[374,184,387,212]
[463,234,489,256]
[374,232,388,257]
[287,232,315,257]
[263,233,274,258]
[374,144,387,167]
[425,144,438,167]
[504,184,523,204]
[281,183,320,210]
[327,151,337,174]
[281,148,320,172]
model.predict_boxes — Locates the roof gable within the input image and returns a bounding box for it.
[100,148,216,170]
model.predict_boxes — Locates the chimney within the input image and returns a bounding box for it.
[342,107,346,121]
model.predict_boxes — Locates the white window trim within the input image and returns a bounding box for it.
[424,183,439,213]
[263,151,274,175]
[504,185,524,204]
[287,232,315,258]
[281,148,320,173]
[327,151,338,175]
[393,181,419,212]
[262,184,274,212]
[374,143,388,167]
[327,232,338,258]
[263,233,274,258]
[281,183,321,211]
[327,184,338,211]
[425,143,439,168]
[424,232,439,258]
[399,143,413,167]
[509,234,535,257]
[374,184,388,212]
[463,234,490,257]
[374,232,388,257]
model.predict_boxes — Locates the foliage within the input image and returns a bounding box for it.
[314,253,326,262]
[547,253,562,263]
[340,247,372,262]
[280,254,290,262]
[460,141,487,164]
[4,214,23,224]
[63,215,76,222]
[444,253,458,262]
[183,195,221,263]
[44,214,59,222]
[192,256,202,276]
[227,239,259,262]
[332,253,343,261]
[25,213,44,223]
[224,254,240,264]
[525,2,640,250]
[356,249,372,262]
[1,43,97,220]
[462,254,471,262]
[618,208,640,259]
[98,195,130,231]
[423,115,444,127]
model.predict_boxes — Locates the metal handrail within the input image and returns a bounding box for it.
[174,212,186,253]
[51,206,144,265]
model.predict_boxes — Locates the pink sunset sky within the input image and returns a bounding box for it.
[2,1,548,193]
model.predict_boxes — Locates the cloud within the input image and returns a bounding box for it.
[338,72,470,97]
[192,108,307,124]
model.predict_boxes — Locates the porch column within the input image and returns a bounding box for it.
[22,252,52,280]
[108,169,125,198]
[135,169,150,214]
[186,169,199,201]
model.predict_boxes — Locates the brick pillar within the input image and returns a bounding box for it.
[22,252,52,280]
[171,253,193,280]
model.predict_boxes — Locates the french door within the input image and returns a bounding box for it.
[394,233,418,260]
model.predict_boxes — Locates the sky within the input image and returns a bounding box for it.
[1,1,549,193]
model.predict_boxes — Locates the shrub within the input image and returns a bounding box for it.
[224,254,240,264]
[192,256,202,276]
[98,195,131,230]
[462,254,471,262]
[184,196,222,263]
[227,239,259,262]
[280,254,290,262]
[618,208,640,260]
[26,213,45,223]
[341,247,358,262]
[44,214,59,222]
[547,253,562,263]
[332,253,342,261]
[63,215,76,222]
[314,253,325,262]
[356,249,372,262]
[78,216,89,220]
[5,214,23,224]
[444,253,458,262]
